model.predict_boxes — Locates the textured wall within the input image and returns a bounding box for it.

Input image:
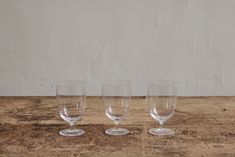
[0,0,235,96]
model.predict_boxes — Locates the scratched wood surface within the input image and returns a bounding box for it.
[0,97,235,157]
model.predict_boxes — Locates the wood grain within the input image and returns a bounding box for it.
[0,97,235,157]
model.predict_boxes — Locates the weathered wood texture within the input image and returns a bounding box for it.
[0,97,235,157]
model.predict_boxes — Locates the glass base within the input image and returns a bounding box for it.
[149,128,175,136]
[105,128,129,136]
[59,128,85,137]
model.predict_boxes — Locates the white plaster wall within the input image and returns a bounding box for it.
[1,0,235,96]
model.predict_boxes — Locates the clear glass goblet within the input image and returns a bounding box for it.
[148,79,177,136]
[56,80,86,136]
[102,79,131,136]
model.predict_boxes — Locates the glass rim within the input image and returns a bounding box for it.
[102,79,131,87]
[148,79,177,86]
[56,80,86,87]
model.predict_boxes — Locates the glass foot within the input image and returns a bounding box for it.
[59,128,85,137]
[105,128,129,136]
[149,128,175,136]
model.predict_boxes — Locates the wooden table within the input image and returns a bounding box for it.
[0,97,235,157]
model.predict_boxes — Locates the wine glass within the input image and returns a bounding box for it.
[102,79,131,136]
[56,80,86,136]
[148,79,177,136]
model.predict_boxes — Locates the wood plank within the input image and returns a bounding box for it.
[0,97,235,156]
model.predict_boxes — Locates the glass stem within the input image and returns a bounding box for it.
[69,123,74,131]
[159,121,164,129]
[114,120,119,130]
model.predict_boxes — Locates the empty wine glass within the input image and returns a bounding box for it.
[56,80,86,136]
[148,79,177,136]
[102,79,131,136]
